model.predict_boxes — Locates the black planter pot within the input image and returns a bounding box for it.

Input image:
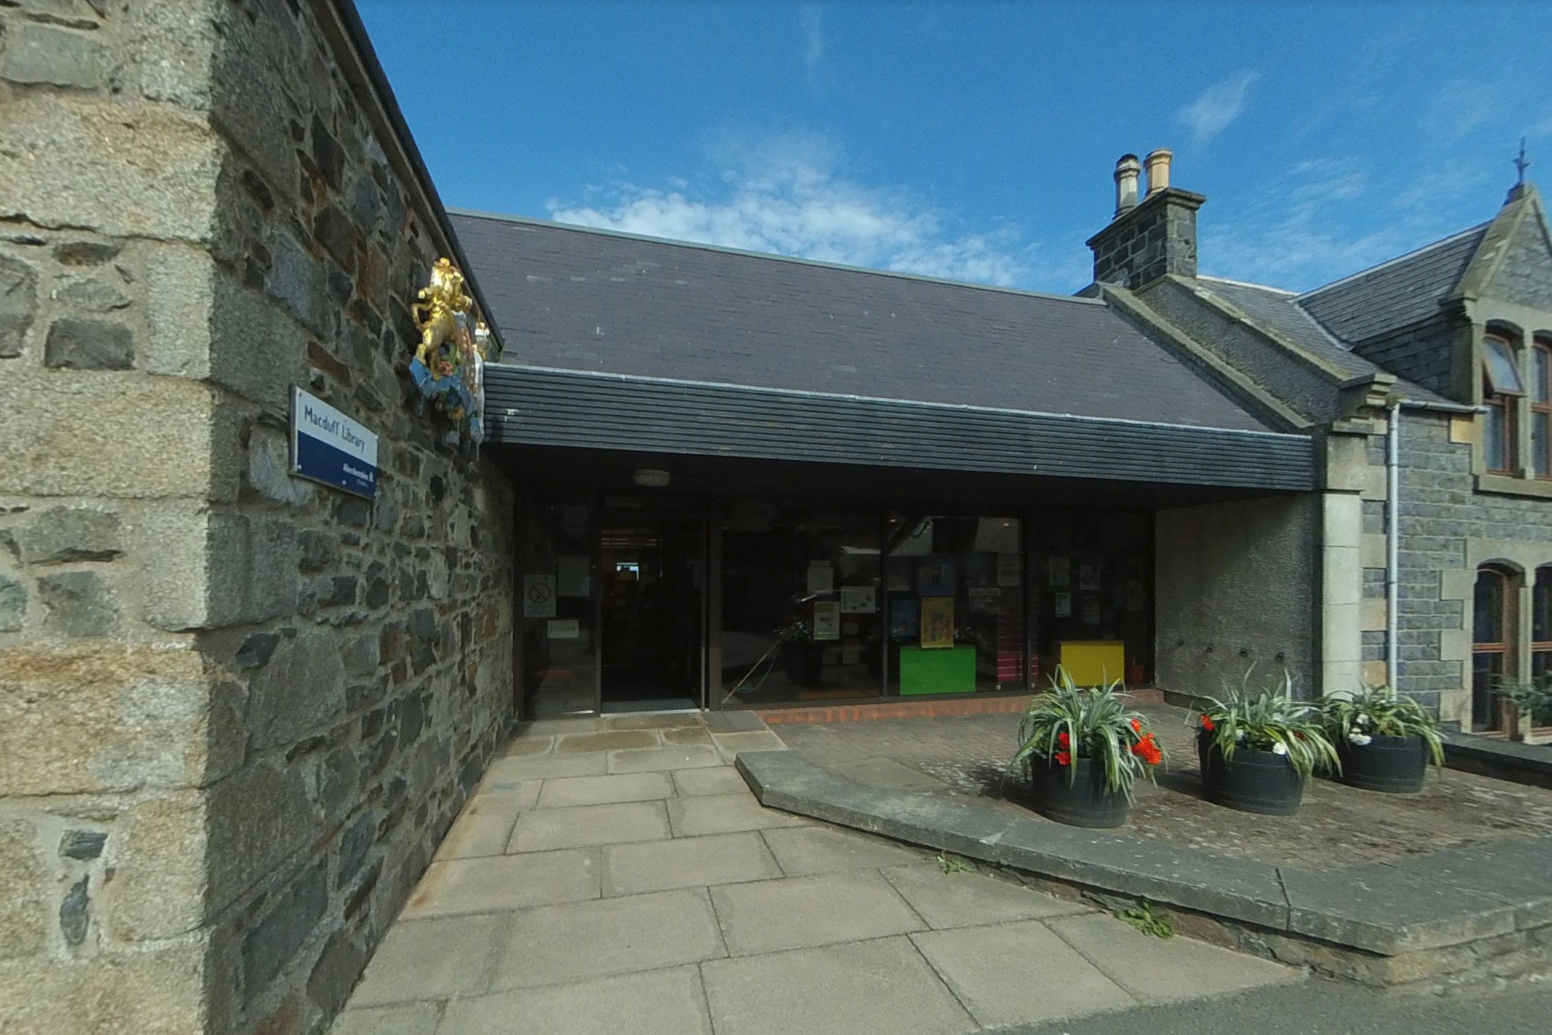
[1198,731,1305,815]
[1337,734,1429,794]
[1027,756,1130,828]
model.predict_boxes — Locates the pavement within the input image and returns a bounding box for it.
[329,712,1300,1035]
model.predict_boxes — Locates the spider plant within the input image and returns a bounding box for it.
[1321,685,1444,765]
[1198,671,1339,779]
[1013,666,1164,798]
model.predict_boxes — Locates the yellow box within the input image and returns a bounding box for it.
[1057,640,1126,688]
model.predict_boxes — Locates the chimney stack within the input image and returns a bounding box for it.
[1144,148,1172,196]
[1086,148,1205,289]
[1113,154,1141,217]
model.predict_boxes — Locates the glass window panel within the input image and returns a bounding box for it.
[1485,403,1509,472]
[1535,346,1551,403]
[525,503,599,717]
[1536,569,1552,644]
[1484,338,1524,395]
[1472,651,1505,730]
[1537,412,1551,478]
[1473,568,1505,646]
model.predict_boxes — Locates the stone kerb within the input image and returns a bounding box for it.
[736,750,1552,988]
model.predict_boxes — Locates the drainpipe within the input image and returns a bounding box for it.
[1387,400,1401,691]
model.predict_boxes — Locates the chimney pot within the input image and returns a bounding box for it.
[1113,154,1141,217]
[1144,148,1173,196]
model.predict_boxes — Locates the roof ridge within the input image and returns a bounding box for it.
[1198,275,1296,295]
[1296,222,1490,300]
[446,206,1108,307]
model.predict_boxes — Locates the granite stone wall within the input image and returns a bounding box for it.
[0,2,515,1032]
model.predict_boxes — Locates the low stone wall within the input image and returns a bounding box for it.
[1,2,515,1032]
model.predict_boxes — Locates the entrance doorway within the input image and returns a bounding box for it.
[598,504,706,713]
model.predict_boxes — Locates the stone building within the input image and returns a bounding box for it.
[3,1,1552,1033]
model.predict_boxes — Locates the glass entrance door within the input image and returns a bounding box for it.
[598,502,706,713]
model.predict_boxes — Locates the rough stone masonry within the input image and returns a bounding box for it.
[0,2,516,1033]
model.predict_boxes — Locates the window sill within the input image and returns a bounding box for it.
[1475,473,1552,499]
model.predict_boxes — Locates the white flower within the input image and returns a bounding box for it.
[1356,713,1371,726]
[1348,732,1372,746]
[1235,730,1247,741]
[1272,742,1288,755]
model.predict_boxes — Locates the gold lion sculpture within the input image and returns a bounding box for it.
[412,257,474,378]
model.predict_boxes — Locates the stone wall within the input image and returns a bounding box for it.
[0,2,515,1033]
[1087,188,1204,289]
[1154,494,1318,697]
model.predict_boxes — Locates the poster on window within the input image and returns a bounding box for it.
[918,556,957,597]
[523,574,557,618]
[921,597,954,648]
[997,553,1021,588]
[1078,562,1100,591]
[806,561,834,595]
[969,586,1002,614]
[813,601,841,640]
[1081,598,1102,625]
[885,557,912,592]
[1053,591,1072,618]
[840,586,877,614]
[889,597,919,639]
[1048,556,1070,588]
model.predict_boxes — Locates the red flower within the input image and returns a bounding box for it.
[1130,718,1142,733]
[1130,732,1163,766]
[1056,731,1070,747]
[1199,715,1215,732]
[1055,751,1071,767]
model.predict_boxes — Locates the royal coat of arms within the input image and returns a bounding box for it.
[409,257,489,447]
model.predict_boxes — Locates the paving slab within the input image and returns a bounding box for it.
[605,712,706,731]
[760,824,926,876]
[328,1002,441,1035]
[663,726,714,746]
[347,913,504,1006]
[402,849,600,918]
[882,862,1091,929]
[491,888,726,989]
[556,730,660,753]
[701,936,974,1035]
[515,716,600,736]
[536,771,675,808]
[609,744,725,773]
[673,766,753,797]
[912,919,1136,1027]
[667,792,810,837]
[484,751,607,782]
[1280,863,1519,954]
[710,870,926,955]
[712,730,788,762]
[829,757,951,793]
[604,831,783,896]
[437,965,713,1035]
[1045,912,1302,1003]
[509,800,671,853]
[434,787,539,860]
[705,710,768,733]
[497,735,553,757]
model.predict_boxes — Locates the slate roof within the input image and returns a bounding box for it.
[1195,277,1456,406]
[451,210,1273,433]
[1295,223,1489,344]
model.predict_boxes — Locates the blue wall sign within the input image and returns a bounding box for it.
[291,388,378,498]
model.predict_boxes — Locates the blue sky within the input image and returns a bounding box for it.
[357,1,1552,294]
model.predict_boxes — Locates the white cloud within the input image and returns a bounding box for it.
[800,4,824,75]
[547,133,1066,289]
[1177,72,1261,143]
[1425,79,1498,145]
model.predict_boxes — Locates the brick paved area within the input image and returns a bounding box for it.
[775,703,1552,871]
[329,712,1298,1035]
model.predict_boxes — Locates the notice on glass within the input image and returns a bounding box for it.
[546,618,580,640]
[918,556,957,597]
[1048,556,1070,588]
[813,601,841,640]
[1081,600,1102,625]
[807,561,834,595]
[557,554,591,597]
[997,553,1021,588]
[1053,591,1072,618]
[1078,562,1100,591]
[889,598,919,639]
[921,597,954,648]
[523,574,557,618]
[969,586,1002,614]
[840,586,876,614]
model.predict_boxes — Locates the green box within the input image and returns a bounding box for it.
[897,645,977,695]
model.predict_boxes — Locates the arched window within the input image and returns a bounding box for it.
[1534,566,1552,686]
[1534,340,1552,478]
[1483,335,1523,475]
[1472,565,1516,730]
